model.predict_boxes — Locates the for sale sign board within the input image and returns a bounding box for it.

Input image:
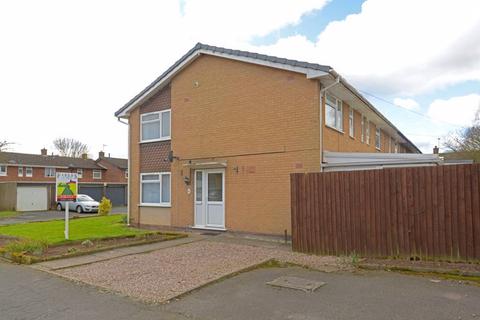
[56,172,78,202]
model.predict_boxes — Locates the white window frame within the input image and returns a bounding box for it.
[375,128,381,150]
[77,169,83,179]
[349,109,354,138]
[140,172,171,207]
[125,169,128,179]
[93,170,102,179]
[25,167,33,177]
[18,167,23,177]
[366,119,370,145]
[325,94,343,132]
[45,167,56,177]
[140,109,171,143]
[394,143,399,153]
[361,116,365,142]
[0,165,7,176]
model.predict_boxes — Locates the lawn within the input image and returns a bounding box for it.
[0,211,20,219]
[0,215,147,245]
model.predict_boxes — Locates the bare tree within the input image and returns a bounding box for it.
[443,106,480,152]
[0,140,14,152]
[53,138,89,158]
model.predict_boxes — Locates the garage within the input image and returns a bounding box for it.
[106,185,127,206]
[16,186,48,211]
[78,185,103,202]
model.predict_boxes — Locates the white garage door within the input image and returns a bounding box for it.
[16,186,48,211]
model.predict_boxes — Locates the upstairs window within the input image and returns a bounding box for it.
[77,169,83,179]
[18,167,23,177]
[141,110,171,142]
[26,167,33,177]
[125,169,128,179]
[325,94,343,131]
[0,165,7,176]
[361,116,365,142]
[93,170,102,179]
[349,109,354,137]
[375,128,381,150]
[366,119,370,144]
[45,167,56,177]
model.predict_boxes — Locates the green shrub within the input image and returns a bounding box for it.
[4,239,48,255]
[98,197,112,216]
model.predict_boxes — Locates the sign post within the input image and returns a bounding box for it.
[55,172,78,240]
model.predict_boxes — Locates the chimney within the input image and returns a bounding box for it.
[81,153,88,160]
[41,148,47,156]
[98,151,105,158]
[433,146,439,154]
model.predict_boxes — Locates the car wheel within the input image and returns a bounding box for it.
[76,206,83,213]
[57,203,62,211]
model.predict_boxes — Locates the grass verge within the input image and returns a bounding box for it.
[0,211,20,219]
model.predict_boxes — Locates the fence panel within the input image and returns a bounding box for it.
[291,164,480,261]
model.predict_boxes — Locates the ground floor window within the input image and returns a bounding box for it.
[141,172,171,206]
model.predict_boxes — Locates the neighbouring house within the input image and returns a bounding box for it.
[0,149,128,211]
[114,43,422,235]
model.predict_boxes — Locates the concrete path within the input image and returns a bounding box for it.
[0,260,187,320]
[34,233,205,271]
[0,207,127,225]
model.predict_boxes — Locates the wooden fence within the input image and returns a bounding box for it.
[291,164,480,261]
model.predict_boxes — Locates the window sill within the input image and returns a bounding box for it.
[139,138,171,144]
[139,203,171,208]
[376,147,381,151]
[349,135,355,140]
[325,125,344,134]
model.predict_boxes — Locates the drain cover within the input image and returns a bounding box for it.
[267,276,326,292]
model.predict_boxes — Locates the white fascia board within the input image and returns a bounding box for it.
[116,49,328,118]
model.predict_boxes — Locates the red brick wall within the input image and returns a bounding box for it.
[96,159,127,183]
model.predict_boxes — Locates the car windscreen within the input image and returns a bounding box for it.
[78,196,94,202]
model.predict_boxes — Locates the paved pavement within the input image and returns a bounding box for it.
[0,260,187,320]
[34,234,204,271]
[166,267,480,320]
[0,206,127,225]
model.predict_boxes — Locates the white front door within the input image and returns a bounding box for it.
[194,169,225,229]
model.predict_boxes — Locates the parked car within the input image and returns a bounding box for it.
[57,194,99,213]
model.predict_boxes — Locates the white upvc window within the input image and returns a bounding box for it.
[375,128,381,150]
[361,116,365,142]
[389,137,394,153]
[0,165,7,176]
[77,169,83,179]
[140,172,171,206]
[125,169,128,179]
[18,167,23,177]
[366,119,370,144]
[140,109,171,142]
[45,167,56,177]
[394,143,399,153]
[93,170,102,179]
[325,94,343,131]
[349,109,354,137]
[26,167,33,177]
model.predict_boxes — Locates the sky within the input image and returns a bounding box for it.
[1,0,479,157]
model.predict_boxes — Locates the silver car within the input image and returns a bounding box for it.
[57,194,99,213]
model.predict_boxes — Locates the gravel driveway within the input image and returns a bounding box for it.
[57,238,351,303]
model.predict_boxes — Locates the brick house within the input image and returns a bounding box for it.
[114,43,420,235]
[0,149,128,211]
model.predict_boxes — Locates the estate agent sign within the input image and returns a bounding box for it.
[56,172,78,240]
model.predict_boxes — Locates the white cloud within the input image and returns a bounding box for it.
[393,98,419,110]
[427,94,480,126]
[0,0,328,156]
[255,0,480,95]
